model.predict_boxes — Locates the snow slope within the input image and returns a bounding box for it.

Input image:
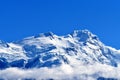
[0,30,120,80]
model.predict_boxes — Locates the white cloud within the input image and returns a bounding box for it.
[0,63,120,80]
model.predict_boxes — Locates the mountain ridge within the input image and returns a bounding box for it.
[0,29,120,79]
[0,29,120,68]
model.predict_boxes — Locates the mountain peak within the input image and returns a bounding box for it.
[71,29,98,42]
[34,32,54,38]
[72,29,92,37]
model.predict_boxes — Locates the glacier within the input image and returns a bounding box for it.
[0,30,120,80]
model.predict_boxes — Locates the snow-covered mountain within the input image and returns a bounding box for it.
[0,30,120,80]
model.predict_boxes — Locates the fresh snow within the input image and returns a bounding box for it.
[0,30,120,80]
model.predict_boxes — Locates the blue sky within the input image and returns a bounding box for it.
[0,0,120,49]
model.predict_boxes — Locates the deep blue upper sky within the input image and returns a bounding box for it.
[0,0,120,49]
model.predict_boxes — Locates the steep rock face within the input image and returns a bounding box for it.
[0,30,120,69]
